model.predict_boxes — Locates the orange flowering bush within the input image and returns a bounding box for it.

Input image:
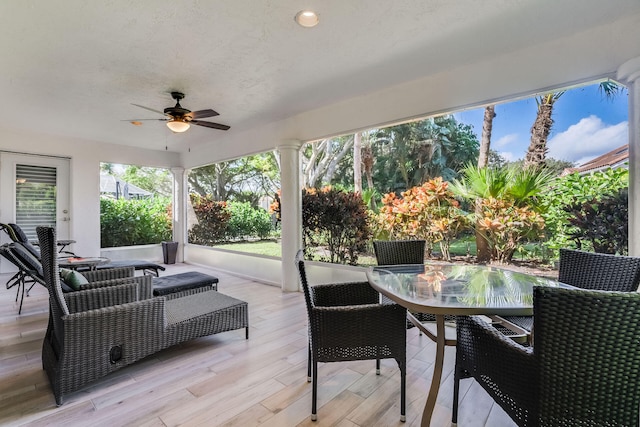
[476,198,545,263]
[376,177,466,260]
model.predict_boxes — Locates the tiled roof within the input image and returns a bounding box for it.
[99,173,152,197]
[573,144,629,174]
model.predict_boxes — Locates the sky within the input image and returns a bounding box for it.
[453,82,629,166]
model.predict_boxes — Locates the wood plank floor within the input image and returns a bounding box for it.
[0,263,518,427]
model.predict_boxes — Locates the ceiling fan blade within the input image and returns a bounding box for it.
[131,103,167,116]
[121,118,168,121]
[191,120,230,131]
[186,109,219,120]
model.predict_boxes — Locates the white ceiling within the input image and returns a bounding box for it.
[2,0,640,154]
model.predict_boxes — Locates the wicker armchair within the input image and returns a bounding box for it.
[453,286,640,426]
[295,250,407,422]
[37,226,248,405]
[497,248,640,337]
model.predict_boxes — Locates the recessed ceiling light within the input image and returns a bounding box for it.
[295,10,319,28]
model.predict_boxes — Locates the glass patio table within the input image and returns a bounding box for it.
[367,263,571,427]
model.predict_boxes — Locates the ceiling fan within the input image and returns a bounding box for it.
[130,92,230,133]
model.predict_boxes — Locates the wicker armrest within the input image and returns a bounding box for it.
[80,266,135,282]
[78,275,153,300]
[311,281,380,306]
[457,315,536,406]
[64,282,140,313]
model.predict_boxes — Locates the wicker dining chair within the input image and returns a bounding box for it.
[453,286,640,426]
[373,239,455,343]
[295,250,407,422]
[373,239,426,266]
[37,226,248,405]
[496,248,640,336]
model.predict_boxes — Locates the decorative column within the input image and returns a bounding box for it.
[278,141,303,292]
[618,57,640,256]
[170,167,186,263]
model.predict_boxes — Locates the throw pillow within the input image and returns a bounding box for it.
[60,281,74,293]
[60,268,89,291]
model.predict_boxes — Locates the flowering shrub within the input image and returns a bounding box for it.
[271,187,371,265]
[376,178,466,260]
[476,198,545,263]
[188,194,231,244]
[304,187,371,264]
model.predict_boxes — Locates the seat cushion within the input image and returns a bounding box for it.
[152,271,219,296]
[165,290,246,324]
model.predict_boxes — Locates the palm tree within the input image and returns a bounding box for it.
[478,106,495,168]
[451,164,554,263]
[524,92,565,169]
[476,105,495,262]
[524,80,622,170]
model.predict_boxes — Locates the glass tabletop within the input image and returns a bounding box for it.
[367,264,568,316]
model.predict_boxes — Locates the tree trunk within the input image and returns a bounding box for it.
[362,140,376,210]
[478,105,494,168]
[524,94,561,169]
[476,105,495,263]
[353,132,362,193]
[215,164,224,200]
[303,137,354,188]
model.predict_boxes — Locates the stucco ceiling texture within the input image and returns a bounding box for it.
[1,0,640,153]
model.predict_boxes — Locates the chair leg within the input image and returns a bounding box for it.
[311,359,318,421]
[452,368,460,424]
[400,362,406,422]
[307,344,312,382]
[26,280,36,297]
[5,272,21,289]
[376,358,380,375]
[16,276,25,315]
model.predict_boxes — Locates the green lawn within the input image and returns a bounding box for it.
[213,240,282,257]
[212,236,547,265]
[213,240,379,265]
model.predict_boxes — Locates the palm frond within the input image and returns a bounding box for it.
[598,80,621,101]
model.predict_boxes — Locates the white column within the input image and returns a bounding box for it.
[618,57,640,256]
[278,141,303,292]
[170,167,186,263]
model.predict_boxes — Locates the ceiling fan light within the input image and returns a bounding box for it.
[166,119,190,133]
